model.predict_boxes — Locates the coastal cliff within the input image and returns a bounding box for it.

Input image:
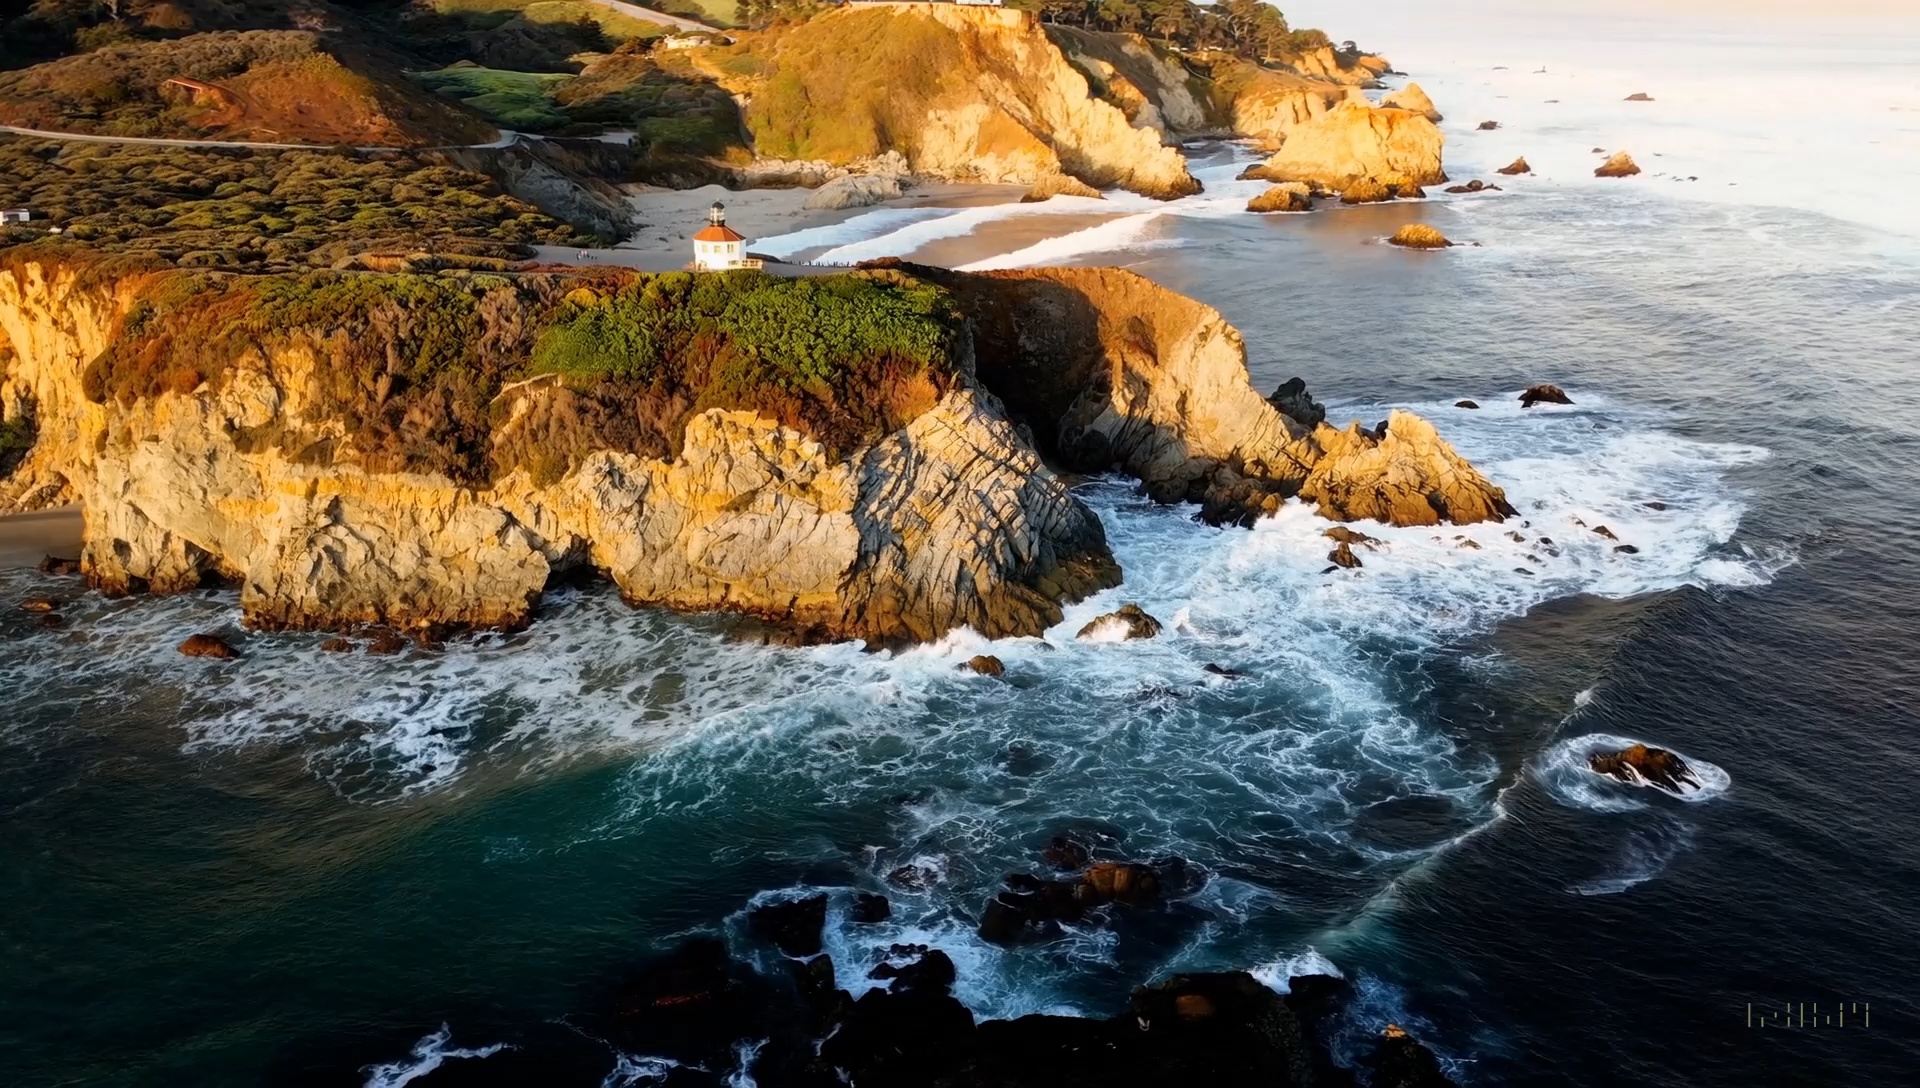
[1243,97,1447,190]
[0,257,1509,640]
[709,5,1202,200]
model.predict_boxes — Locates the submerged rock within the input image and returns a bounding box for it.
[1202,662,1248,678]
[1589,743,1700,793]
[37,555,80,575]
[1389,223,1452,249]
[1369,1023,1456,1087]
[178,633,239,659]
[319,637,354,653]
[1076,603,1162,642]
[978,861,1164,945]
[19,597,57,613]
[1496,156,1532,176]
[849,892,892,924]
[1328,541,1364,569]
[1520,383,1574,408]
[365,630,407,656]
[1455,399,1480,409]
[1324,526,1380,547]
[748,894,828,958]
[1595,151,1642,178]
[1477,120,1500,130]
[1625,92,1655,102]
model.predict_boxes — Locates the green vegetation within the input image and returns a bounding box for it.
[743,10,964,163]
[556,48,746,157]
[429,0,672,43]
[1030,0,1335,64]
[0,30,494,146]
[0,410,33,479]
[0,138,575,271]
[411,67,575,131]
[78,267,960,484]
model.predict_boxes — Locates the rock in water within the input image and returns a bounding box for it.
[962,654,1005,676]
[1625,92,1655,102]
[19,597,57,613]
[1589,743,1700,793]
[1243,99,1446,190]
[1520,383,1574,408]
[1341,176,1395,204]
[1267,377,1326,429]
[1595,151,1642,178]
[1369,1023,1455,1088]
[1021,173,1103,202]
[1444,179,1495,194]
[747,894,828,957]
[1455,399,1480,409]
[1477,120,1500,130]
[850,893,892,924]
[1381,81,1443,122]
[177,633,239,659]
[365,630,407,655]
[1076,603,1162,641]
[38,555,80,575]
[1389,223,1453,249]
[1496,156,1532,176]
[1328,541,1363,569]
[319,637,354,653]
[1246,183,1313,213]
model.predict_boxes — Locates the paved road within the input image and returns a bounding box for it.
[0,123,527,152]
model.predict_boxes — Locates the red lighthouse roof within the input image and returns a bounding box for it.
[693,223,745,242]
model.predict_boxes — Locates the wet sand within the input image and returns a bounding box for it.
[0,506,80,570]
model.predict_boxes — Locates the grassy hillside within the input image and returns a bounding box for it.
[0,138,575,270]
[0,30,496,147]
[411,67,575,131]
[427,0,674,44]
[72,266,959,483]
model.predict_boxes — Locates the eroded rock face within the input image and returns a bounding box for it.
[921,266,1513,529]
[803,173,904,210]
[1381,81,1442,122]
[1521,383,1573,408]
[1076,603,1162,641]
[1243,98,1446,191]
[1247,182,1313,213]
[1496,156,1532,176]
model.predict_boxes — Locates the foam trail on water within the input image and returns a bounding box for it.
[362,1026,508,1088]
[957,212,1177,271]
[1250,948,1345,994]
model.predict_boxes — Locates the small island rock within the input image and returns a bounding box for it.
[1388,223,1452,249]
[1496,156,1532,176]
[1595,151,1642,178]
[178,633,239,659]
[1246,182,1313,213]
[962,654,1005,677]
[1589,743,1700,793]
[1520,384,1573,408]
[1076,604,1162,642]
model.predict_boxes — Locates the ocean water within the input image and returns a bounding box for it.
[6,13,1920,1088]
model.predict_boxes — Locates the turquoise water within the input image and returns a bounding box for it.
[7,14,1920,1088]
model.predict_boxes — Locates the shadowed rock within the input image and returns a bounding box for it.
[1455,399,1479,408]
[1589,743,1700,793]
[962,654,1005,676]
[1077,603,1162,641]
[1247,183,1313,213]
[1369,1023,1455,1087]
[1496,156,1532,176]
[748,894,828,957]
[1328,541,1363,569]
[38,555,80,575]
[1267,377,1326,429]
[178,633,238,659]
[1520,384,1573,408]
[1477,120,1500,130]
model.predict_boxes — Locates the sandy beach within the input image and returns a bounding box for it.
[0,506,80,570]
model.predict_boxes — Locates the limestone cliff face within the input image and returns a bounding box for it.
[0,260,1118,642]
[1244,98,1446,189]
[724,5,1201,200]
[912,265,1513,528]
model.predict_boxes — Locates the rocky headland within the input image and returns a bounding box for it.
[0,255,1512,644]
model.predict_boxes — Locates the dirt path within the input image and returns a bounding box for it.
[0,124,525,152]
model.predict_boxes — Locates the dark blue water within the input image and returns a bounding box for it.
[6,128,1920,1088]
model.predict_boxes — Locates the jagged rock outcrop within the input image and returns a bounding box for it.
[1496,157,1532,176]
[911,265,1514,529]
[1589,743,1699,794]
[1595,151,1642,178]
[3,258,1513,640]
[1241,99,1446,191]
[1381,82,1442,122]
[1022,174,1104,202]
[0,259,1120,643]
[720,6,1202,200]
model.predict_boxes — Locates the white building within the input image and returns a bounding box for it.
[0,209,29,224]
[692,202,761,271]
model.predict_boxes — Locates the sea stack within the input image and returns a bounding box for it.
[1595,151,1642,178]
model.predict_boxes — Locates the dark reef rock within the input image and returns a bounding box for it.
[1589,743,1700,793]
[1519,384,1573,408]
[1203,662,1248,678]
[1042,834,1091,871]
[366,629,407,655]
[1267,376,1327,429]
[749,894,829,958]
[977,861,1164,945]
[1328,542,1363,569]
[38,555,80,575]
[1369,1023,1456,1087]
[1591,524,1618,541]
[1454,399,1480,409]
[320,637,354,653]
[850,893,892,924]
[1324,526,1380,548]
[886,862,940,891]
[20,596,57,613]
[867,944,956,995]
[178,633,239,659]
[1496,156,1532,176]
[1477,120,1500,130]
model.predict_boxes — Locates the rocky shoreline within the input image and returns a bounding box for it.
[0,257,1512,646]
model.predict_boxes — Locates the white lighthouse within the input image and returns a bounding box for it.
[692,202,759,271]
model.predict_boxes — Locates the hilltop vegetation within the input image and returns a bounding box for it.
[0,138,576,270]
[77,266,960,482]
[0,30,495,146]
